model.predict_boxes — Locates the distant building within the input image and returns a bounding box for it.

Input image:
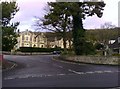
[15,30,71,49]
[109,36,120,54]
[15,30,47,49]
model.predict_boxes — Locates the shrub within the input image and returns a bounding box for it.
[84,42,96,55]
[19,47,64,53]
[94,43,104,50]
[112,53,120,57]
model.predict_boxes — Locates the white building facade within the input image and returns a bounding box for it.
[15,30,71,49]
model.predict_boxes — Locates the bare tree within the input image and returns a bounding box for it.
[101,22,116,29]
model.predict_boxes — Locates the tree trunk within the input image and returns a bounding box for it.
[72,14,85,55]
[62,14,68,51]
[63,34,66,49]
[68,39,72,49]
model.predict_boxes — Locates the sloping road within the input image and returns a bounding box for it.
[2,55,120,88]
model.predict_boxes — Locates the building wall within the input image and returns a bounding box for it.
[15,30,47,49]
[15,30,71,50]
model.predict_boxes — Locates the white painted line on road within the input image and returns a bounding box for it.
[3,63,17,72]
[53,64,63,68]
[4,73,68,80]
[77,72,85,74]
[58,66,63,68]
[4,69,119,80]
[10,64,16,69]
[86,71,94,74]
[57,74,66,76]
[103,70,113,73]
[18,76,28,79]
[4,77,14,80]
[68,69,85,75]
[46,74,53,77]
[94,71,104,73]
[68,69,119,75]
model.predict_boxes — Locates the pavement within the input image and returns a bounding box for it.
[2,55,120,88]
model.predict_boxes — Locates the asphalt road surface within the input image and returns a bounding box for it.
[2,55,120,88]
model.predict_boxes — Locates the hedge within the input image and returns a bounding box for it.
[19,47,64,52]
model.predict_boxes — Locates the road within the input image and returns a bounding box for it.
[2,55,120,88]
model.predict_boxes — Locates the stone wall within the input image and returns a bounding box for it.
[59,55,120,65]
[2,51,51,55]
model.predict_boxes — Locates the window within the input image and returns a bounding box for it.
[33,44,36,47]
[22,43,24,47]
[30,36,32,41]
[30,44,32,47]
[26,37,28,41]
[34,38,36,42]
[41,45,43,48]
[22,35,24,41]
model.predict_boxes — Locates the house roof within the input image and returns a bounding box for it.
[109,37,120,48]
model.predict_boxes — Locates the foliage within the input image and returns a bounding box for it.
[69,2,105,55]
[94,43,104,50]
[19,47,64,52]
[1,1,19,51]
[35,2,73,49]
[2,26,18,51]
[101,22,116,29]
[85,28,119,43]
[36,2,105,55]
[112,53,120,57]
[85,42,96,55]
[1,1,19,26]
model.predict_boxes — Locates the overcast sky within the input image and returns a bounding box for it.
[9,0,120,31]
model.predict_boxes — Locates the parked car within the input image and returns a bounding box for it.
[52,51,61,54]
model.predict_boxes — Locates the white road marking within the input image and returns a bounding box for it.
[4,73,67,80]
[94,71,104,73]
[58,66,63,68]
[77,72,85,74]
[10,64,16,69]
[103,70,113,73]
[4,69,119,80]
[68,69,85,74]
[53,64,64,69]
[86,71,94,74]
[3,63,17,72]
[57,74,66,76]
[46,74,53,77]
[4,77,14,80]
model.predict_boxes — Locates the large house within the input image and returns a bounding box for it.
[15,30,47,49]
[15,30,70,49]
[109,36,120,54]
